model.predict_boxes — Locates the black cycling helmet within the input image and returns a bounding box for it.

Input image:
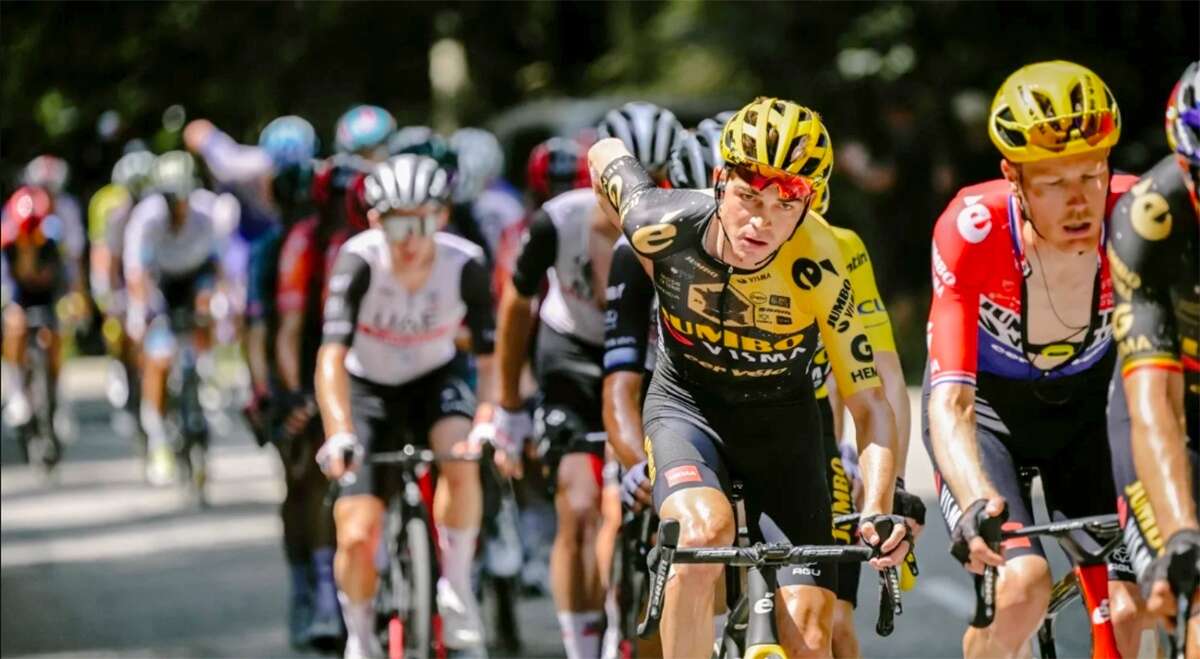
[362,154,452,214]
[598,101,683,174]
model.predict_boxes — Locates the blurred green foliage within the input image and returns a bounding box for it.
[3,0,1194,377]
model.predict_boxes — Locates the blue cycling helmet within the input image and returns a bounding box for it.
[259,115,318,168]
[335,105,396,155]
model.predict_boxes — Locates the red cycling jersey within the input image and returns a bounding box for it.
[927,175,1136,388]
[276,217,356,315]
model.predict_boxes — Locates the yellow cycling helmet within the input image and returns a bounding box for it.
[989,60,1121,163]
[720,97,833,191]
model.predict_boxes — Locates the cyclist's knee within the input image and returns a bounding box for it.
[556,454,601,529]
[662,488,734,583]
[778,585,835,657]
[2,304,27,335]
[334,497,382,557]
[1108,580,1147,630]
[995,556,1052,630]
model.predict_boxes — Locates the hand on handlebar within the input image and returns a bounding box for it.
[951,497,1008,575]
[316,432,363,481]
[1143,529,1200,633]
[860,514,912,570]
[893,482,927,540]
[620,461,653,512]
[469,405,531,479]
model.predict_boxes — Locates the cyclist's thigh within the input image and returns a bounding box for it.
[643,412,729,511]
[342,376,403,501]
[925,400,1048,561]
[726,409,836,592]
[1105,366,1154,581]
[537,364,606,488]
[419,355,476,454]
[1032,375,1130,584]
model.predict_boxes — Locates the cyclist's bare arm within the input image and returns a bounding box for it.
[275,312,305,391]
[602,370,646,469]
[829,349,909,477]
[844,386,897,515]
[315,343,352,439]
[876,350,910,478]
[244,321,271,394]
[495,280,534,411]
[928,383,999,506]
[1126,368,1197,538]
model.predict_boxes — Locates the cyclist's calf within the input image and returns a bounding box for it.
[333,496,386,601]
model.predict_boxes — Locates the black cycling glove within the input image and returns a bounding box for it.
[893,481,927,526]
[1143,528,1200,601]
[950,499,1007,565]
[859,514,911,557]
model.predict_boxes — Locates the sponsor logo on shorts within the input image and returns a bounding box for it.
[663,465,702,488]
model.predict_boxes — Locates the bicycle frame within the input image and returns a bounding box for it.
[972,512,1124,659]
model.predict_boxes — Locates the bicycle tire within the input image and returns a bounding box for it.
[391,515,434,659]
[28,343,59,470]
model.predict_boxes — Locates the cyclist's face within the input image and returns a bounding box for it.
[718,171,808,264]
[369,206,447,266]
[1005,150,1109,250]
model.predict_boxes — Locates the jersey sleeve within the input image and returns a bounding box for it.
[460,255,496,355]
[603,238,655,375]
[800,225,883,398]
[510,209,557,297]
[1109,174,1185,377]
[122,197,160,279]
[198,128,274,186]
[599,155,713,261]
[926,194,985,388]
[276,223,314,316]
[321,249,371,347]
[836,227,896,354]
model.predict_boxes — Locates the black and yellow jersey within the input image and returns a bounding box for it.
[600,155,882,404]
[1107,154,1199,440]
[811,220,896,399]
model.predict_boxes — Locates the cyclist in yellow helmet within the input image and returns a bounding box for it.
[923,60,1148,657]
[589,97,909,658]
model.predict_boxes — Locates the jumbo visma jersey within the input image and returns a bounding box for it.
[600,155,883,404]
[810,221,896,399]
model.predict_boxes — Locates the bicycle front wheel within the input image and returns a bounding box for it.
[389,515,434,659]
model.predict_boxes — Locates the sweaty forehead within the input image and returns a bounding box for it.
[1025,152,1109,179]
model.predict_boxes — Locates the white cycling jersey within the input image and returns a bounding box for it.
[323,230,495,387]
[511,188,607,346]
[123,191,221,280]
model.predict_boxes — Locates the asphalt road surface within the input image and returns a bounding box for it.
[1,358,1138,658]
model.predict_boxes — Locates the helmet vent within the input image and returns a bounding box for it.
[994,107,1027,147]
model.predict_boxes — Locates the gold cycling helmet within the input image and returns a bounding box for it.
[720,97,833,193]
[989,60,1121,163]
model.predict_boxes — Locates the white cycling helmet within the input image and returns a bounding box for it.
[598,101,683,173]
[362,154,452,214]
